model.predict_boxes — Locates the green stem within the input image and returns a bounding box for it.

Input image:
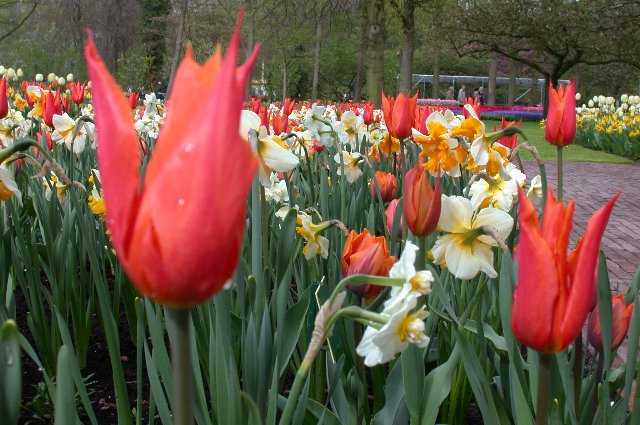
[167,308,193,425]
[328,275,405,306]
[251,178,265,318]
[556,146,563,201]
[417,235,427,270]
[279,367,308,425]
[573,336,584,418]
[536,353,553,425]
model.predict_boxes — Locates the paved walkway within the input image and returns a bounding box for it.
[523,160,640,291]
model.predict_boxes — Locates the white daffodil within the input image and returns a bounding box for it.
[339,110,365,148]
[0,109,30,147]
[384,241,433,307]
[296,211,330,260]
[334,150,363,183]
[0,165,21,204]
[468,165,525,211]
[241,110,299,186]
[527,175,543,202]
[357,295,429,367]
[432,195,513,280]
[52,113,93,154]
[264,173,289,204]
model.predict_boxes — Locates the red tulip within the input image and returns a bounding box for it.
[37,130,54,151]
[511,189,618,353]
[69,82,85,105]
[258,105,269,127]
[363,102,374,125]
[341,229,396,298]
[85,15,259,307]
[545,81,576,146]
[250,97,261,113]
[496,117,521,149]
[282,97,296,116]
[413,105,430,135]
[588,294,634,351]
[43,91,58,127]
[382,92,417,139]
[463,97,481,118]
[271,112,288,135]
[127,91,140,109]
[385,199,405,237]
[369,170,397,202]
[402,165,441,237]
[61,94,71,113]
[0,78,7,119]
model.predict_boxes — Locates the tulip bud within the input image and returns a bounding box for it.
[545,81,576,146]
[5,68,16,80]
[402,165,441,237]
[57,77,66,86]
[16,68,23,78]
[588,294,634,351]
[47,73,56,83]
[0,66,5,75]
[66,73,74,82]
[385,199,405,237]
[341,229,395,298]
[35,73,44,82]
[575,92,581,101]
[369,170,397,202]
[363,102,374,125]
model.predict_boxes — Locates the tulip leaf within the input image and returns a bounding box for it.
[622,295,640,414]
[401,344,425,421]
[0,320,21,425]
[372,359,407,425]
[277,289,310,377]
[53,345,79,425]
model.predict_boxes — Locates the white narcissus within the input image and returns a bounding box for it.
[334,151,363,183]
[527,175,543,201]
[356,294,429,367]
[0,165,21,204]
[52,113,94,154]
[384,241,433,307]
[241,110,299,186]
[468,165,526,211]
[431,195,513,280]
[296,212,330,260]
[264,173,289,204]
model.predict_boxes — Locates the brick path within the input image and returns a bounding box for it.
[523,160,640,291]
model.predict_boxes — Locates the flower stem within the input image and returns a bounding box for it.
[536,353,553,425]
[167,308,193,425]
[417,235,427,270]
[573,336,583,418]
[556,146,563,201]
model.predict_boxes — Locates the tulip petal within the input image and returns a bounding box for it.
[85,34,142,258]
[560,194,618,347]
[512,189,559,352]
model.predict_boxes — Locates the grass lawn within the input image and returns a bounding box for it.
[485,120,634,164]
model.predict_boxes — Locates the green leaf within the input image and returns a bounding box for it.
[277,290,310,376]
[401,345,425,420]
[373,360,406,425]
[53,346,77,425]
[420,343,460,425]
[0,320,21,425]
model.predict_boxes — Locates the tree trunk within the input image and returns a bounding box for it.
[488,54,497,105]
[282,58,288,101]
[354,3,367,101]
[311,18,322,100]
[168,0,189,96]
[397,0,415,93]
[366,0,385,106]
[507,61,516,106]
[432,50,440,99]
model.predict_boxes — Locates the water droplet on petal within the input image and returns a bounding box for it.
[184,143,193,153]
[177,198,185,206]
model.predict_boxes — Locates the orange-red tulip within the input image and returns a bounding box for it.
[588,294,634,351]
[271,112,288,135]
[402,165,441,237]
[69,82,85,105]
[463,97,481,118]
[127,90,140,110]
[85,17,259,307]
[341,229,396,298]
[382,92,417,139]
[512,189,618,353]
[363,102,374,125]
[282,97,296,116]
[0,78,7,119]
[545,81,576,146]
[43,91,59,127]
[496,117,521,149]
[370,170,397,202]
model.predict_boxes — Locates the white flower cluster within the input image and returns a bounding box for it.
[134,93,165,140]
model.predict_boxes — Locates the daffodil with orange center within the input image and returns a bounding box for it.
[413,113,463,177]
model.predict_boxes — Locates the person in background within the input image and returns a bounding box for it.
[446,86,454,100]
[457,85,467,104]
[473,88,480,104]
[478,86,486,104]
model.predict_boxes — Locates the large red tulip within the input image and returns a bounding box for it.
[85,16,259,307]
[545,81,576,146]
[382,92,416,139]
[588,294,634,351]
[402,165,441,237]
[0,78,7,119]
[512,189,617,353]
[69,82,85,105]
